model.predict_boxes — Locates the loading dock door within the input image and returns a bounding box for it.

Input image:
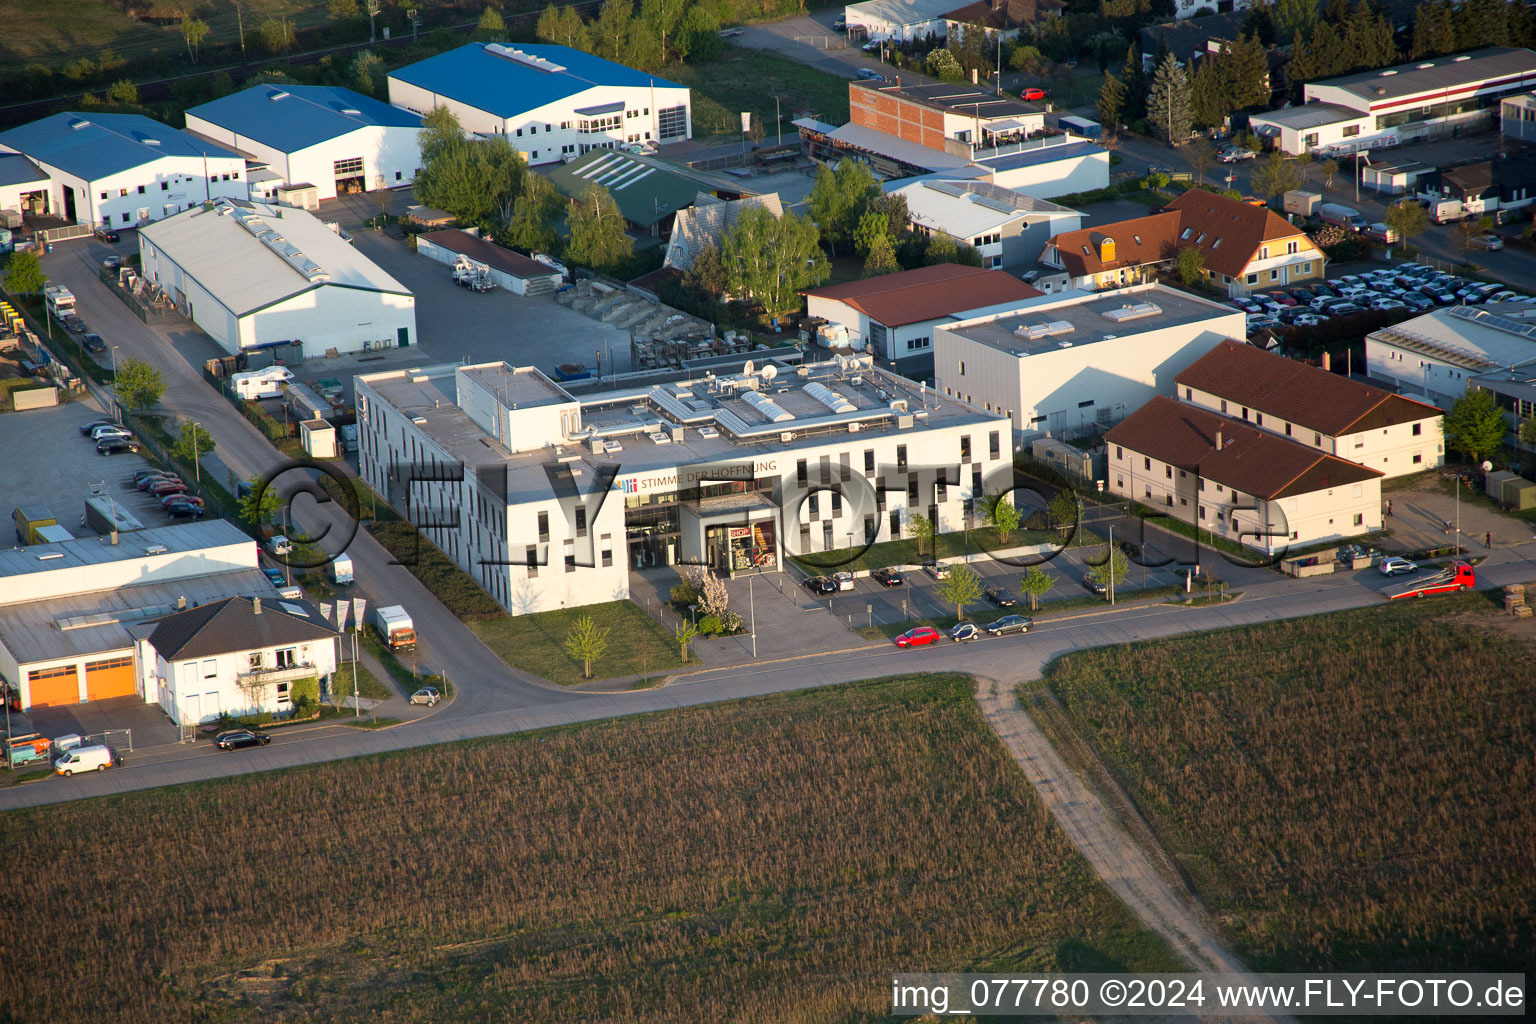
[85,656,135,700]
[27,664,79,707]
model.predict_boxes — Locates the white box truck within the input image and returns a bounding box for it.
[232,367,294,400]
[1283,190,1320,216]
[331,552,354,585]
[371,605,416,651]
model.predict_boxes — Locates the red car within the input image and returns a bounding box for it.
[138,474,180,491]
[160,493,204,509]
[149,480,188,497]
[895,626,943,648]
[1020,87,1047,101]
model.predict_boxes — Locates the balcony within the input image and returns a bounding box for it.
[236,662,319,687]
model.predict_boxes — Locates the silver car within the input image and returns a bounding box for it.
[409,687,441,706]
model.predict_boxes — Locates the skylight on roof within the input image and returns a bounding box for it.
[1133,234,1142,244]
[1180,228,1192,239]
[278,601,308,616]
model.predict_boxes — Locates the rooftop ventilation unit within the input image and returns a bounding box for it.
[484,44,568,74]
[226,203,331,282]
[1014,320,1075,340]
[1101,302,1162,323]
[741,390,794,422]
[341,108,361,115]
[889,398,909,413]
[269,90,291,101]
[144,544,168,555]
[69,118,91,130]
[37,553,64,561]
[804,382,856,414]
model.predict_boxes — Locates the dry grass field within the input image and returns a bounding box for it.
[1029,595,1536,973]
[0,674,1177,1022]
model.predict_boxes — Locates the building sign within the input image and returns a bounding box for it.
[617,460,778,493]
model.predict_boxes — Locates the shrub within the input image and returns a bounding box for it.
[669,582,699,611]
[697,614,723,636]
[291,675,320,713]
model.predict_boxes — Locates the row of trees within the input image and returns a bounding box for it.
[535,0,724,72]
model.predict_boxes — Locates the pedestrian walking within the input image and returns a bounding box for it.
[1386,499,1393,517]
[1443,519,1451,536]
[1486,531,1492,549]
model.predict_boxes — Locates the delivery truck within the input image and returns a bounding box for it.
[3,714,53,768]
[371,605,416,651]
[331,552,354,585]
[1382,561,1475,600]
[1283,190,1320,216]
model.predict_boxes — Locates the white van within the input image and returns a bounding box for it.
[54,745,117,775]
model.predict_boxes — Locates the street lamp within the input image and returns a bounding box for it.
[1355,152,1371,205]
[110,346,121,423]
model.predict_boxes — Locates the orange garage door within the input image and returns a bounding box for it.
[27,664,79,708]
[86,656,135,701]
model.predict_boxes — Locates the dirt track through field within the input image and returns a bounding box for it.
[975,676,1292,1024]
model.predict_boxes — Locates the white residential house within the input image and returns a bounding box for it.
[891,177,1080,269]
[0,111,246,229]
[137,596,339,727]
[388,43,691,166]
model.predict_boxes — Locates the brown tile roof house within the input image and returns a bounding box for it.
[148,596,337,661]
[802,263,1040,327]
[1164,190,1307,279]
[945,0,1066,30]
[1041,211,1182,277]
[1176,340,1443,436]
[1106,396,1382,500]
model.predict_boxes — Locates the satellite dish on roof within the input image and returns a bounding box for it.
[743,360,756,376]
[760,364,778,381]
[1482,461,1494,472]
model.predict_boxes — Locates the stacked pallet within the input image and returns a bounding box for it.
[1504,584,1532,618]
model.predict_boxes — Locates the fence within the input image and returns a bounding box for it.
[98,265,184,325]
[89,728,133,753]
[123,410,238,523]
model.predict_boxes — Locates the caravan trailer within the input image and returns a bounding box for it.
[231,367,294,400]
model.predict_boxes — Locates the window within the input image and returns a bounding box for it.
[907,479,919,505]
[1413,453,1423,464]
[831,491,843,516]
[565,540,576,573]
[1256,413,1263,426]
[936,480,947,503]
[1115,445,1123,459]
[537,511,549,542]
[864,513,876,540]
[1260,246,1269,259]
[1412,423,1422,436]
[1353,513,1364,526]
[808,494,820,518]
[203,659,218,679]
[799,523,811,548]
[1285,423,1292,436]
[1184,387,1192,400]
[137,184,145,194]
[526,545,539,577]
[960,435,971,461]
[989,431,1000,459]
[276,682,291,706]
[516,128,524,137]
[1200,504,1207,520]
[1287,240,1298,254]
[864,449,875,474]
[896,445,907,471]
[275,648,296,669]
[797,459,807,485]
[1220,400,1228,413]
[1314,432,1322,446]
[333,156,364,176]
[958,360,966,376]
[578,114,623,134]
[529,124,538,134]
[1246,273,1258,285]
[1078,399,1093,409]
[1143,457,1151,470]
[119,188,128,197]
[890,510,901,538]
[575,506,587,538]
[1165,466,1172,479]
[1342,125,1360,138]
[99,191,107,200]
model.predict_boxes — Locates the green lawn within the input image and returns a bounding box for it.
[330,657,391,702]
[470,600,689,685]
[794,524,1103,574]
[670,46,851,138]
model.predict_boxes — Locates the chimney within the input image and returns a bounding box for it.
[1321,351,1331,371]
[895,76,901,89]
[253,597,262,615]
[1216,430,1223,450]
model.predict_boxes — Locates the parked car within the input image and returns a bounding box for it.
[1246,314,1280,332]
[214,729,271,750]
[79,418,116,436]
[262,567,286,586]
[97,438,140,456]
[1419,283,1457,304]
[1216,146,1256,163]
[804,575,838,596]
[1081,575,1107,595]
[1289,287,1317,303]
[985,614,1033,636]
[101,254,124,270]
[1020,87,1047,100]
[1486,290,1520,303]
[1471,233,1504,251]
[134,468,169,483]
[927,562,952,580]
[949,622,984,642]
[1284,312,1324,327]
[1378,556,1418,576]
[93,227,121,243]
[139,474,180,491]
[81,333,106,353]
[1263,290,1298,306]
[1400,293,1435,311]
[409,687,441,706]
[90,424,131,441]
[856,68,884,81]
[61,314,86,334]
[1326,302,1366,316]
[895,626,943,648]
[871,567,904,587]
[1230,298,1263,314]
[985,586,1017,607]
[54,745,118,775]
[832,571,856,591]
[165,502,206,519]
[1310,282,1339,298]
[149,480,188,497]
[1369,297,1407,311]
[160,493,204,509]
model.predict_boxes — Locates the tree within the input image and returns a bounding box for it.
[1384,199,1429,248]
[936,564,984,620]
[1121,42,1149,121]
[505,172,564,253]
[675,621,699,663]
[1251,153,1302,200]
[352,51,385,98]
[1458,215,1496,253]
[925,47,964,81]
[683,242,728,295]
[1147,53,1191,146]
[1319,158,1339,189]
[1186,137,1215,185]
[115,357,165,411]
[418,107,465,168]
[537,3,591,50]
[563,614,610,679]
[1010,44,1047,75]
[1046,490,1078,537]
[807,160,877,254]
[1086,548,1130,594]
[181,16,210,63]
[239,474,283,529]
[923,232,959,266]
[592,0,633,61]
[906,508,934,557]
[862,233,899,275]
[853,209,888,257]
[258,17,291,54]
[1443,388,1506,463]
[476,5,507,42]
[1519,416,1536,450]
[640,0,687,61]
[1274,0,1318,38]
[866,192,909,240]
[328,0,361,21]
[981,491,1020,544]
[1410,0,1455,56]
[720,206,829,313]
[414,119,527,230]
[1020,565,1052,611]
[1174,245,1205,286]
[2,250,46,296]
[170,420,216,464]
[1097,73,1127,136]
[565,184,633,270]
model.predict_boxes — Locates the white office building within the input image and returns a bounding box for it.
[388,43,691,166]
[893,177,1080,268]
[355,358,1013,614]
[0,111,246,230]
[934,283,1244,437]
[1367,304,1536,421]
[185,85,424,202]
[138,198,416,357]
